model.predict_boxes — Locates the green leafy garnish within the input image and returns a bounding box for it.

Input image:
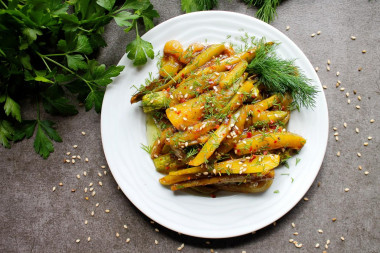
[141,143,153,155]
[296,157,301,165]
[181,0,218,12]
[247,39,318,109]
[273,190,279,193]
[0,0,158,158]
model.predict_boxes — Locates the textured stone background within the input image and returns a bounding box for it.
[1,0,379,252]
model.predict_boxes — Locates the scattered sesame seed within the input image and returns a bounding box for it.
[52,186,56,192]
[76,239,80,243]
[336,71,340,76]
[98,181,103,186]
[347,99,351,104]
[357,96,362,101]
[357,153,361,157]
[336,151,341,157]
[76,174,80,179]
[116,232,120,238]
[358,67,362,71]
[273,221,277,226]
[340,87,345,91]
[358,165,362,170]
[368,136,372,140]
[293,232,299,235]
[98,172,102,177]
[126,238,130,243]
[336,82,340,88]
[87,237,91,242]
[344,122,347,128]
[318,182,321,187]
[355,128,359,133]
[84,220,88,225]
[334,132,339,136]
[362,50,366,53]
[344,188,349,192]
[327,66,330,71]
[295,243,303,248]
[84,188,88,193]
[154,240,158,245]
[327,59,331,65]
[91,191,96,196]
[356,105,360,109]
[291,222,296,228]
[335,136,339,141]
[304,197,309,201]
[333,127,337,131]
[91,211,94,216]
[370,119,375,123]
[364,142,368,146]
[59,182,63,186]
[150,220,155,224]
[66,152,71,155]
[65,159,70,163]
[315,243,320,248]
[71,189,76,192]
[101,165,106,169]
[177,243,185,251]
[323,85,327,89]
[364,171,369,175]
[353,90,357,94]
[317,31,321,35]
[154,228,159,233]
[96,203,99,207]
[89,182,93,187]
[351,36,356,40]
[341,236,345,241]
[286,25,290,31]
[327,239,330,245]
[332,218,337,222]
[73,145,78,148]
[72,159,75,164]
[85,158,89,162]
[315,67,319,72]
[105,209,110,213]
[81,131,86,135]
[242,251,246,253]
[346,92,349,97]
[311,33,316,37]
[318,229,323,234]
[325,244,328,249]
[89,187,94,192]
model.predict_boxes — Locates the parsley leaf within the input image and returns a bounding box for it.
[66,54,88,71]
[4,96,22,122]
[34,124,55,159]
[0,120,15,148]
[125,35,154,66]
[97,0,116,11]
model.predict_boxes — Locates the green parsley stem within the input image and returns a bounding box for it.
[0,0,8,9]
[44,53,66,57]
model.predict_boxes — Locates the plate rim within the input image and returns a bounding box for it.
[101,10,329,238]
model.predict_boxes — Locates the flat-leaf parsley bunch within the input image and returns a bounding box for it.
[0,0,159,158]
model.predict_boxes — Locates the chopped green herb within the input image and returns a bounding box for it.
[296,158,301,165]
[141,143,153,155]
[274,190,279,193]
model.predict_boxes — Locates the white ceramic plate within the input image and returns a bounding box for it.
[101,11,328,238]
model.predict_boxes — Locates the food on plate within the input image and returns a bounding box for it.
[132,37,317,195]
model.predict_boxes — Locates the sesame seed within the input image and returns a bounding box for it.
[52,186,56,192]
[364,142,368,146]
[101,165,106,169]
[318,229,323,233]
[332,218,337,222]
[362,50,366,53]
[81,131,86,135]
[116,232,120,238]
[98,172,102,177]
[73,145,78,148]
[356,105,360,109]
[295,243,302,248]
[344,188,349,192]
[370,119,375,123]
[76,174,80,179]
[154,240,158,245]
[155,228,159,232]
[317,31,321,35]
[315,243,320,248]
[341,236,345,241]
[358,165,362,170]
[105,209,110,213]
[289,239,294,243]
[325,244,328,249]
[333,127,337,131]
[85,158,89,162]
[340,87,345,91]
[357,153,361,157]
[334,132,339,136]
[177,243,185,251]
[355,128,359,133]
[351,36,356,40]
[293,232,299,235]
[327,66,330,71]
[304,197,309,201]
[150,221,155,224]
[327,239,330,245]
[66,152,71,155]
[91,191,96,196]
[65,159,70,163]
[76,239,80,243]
[126,238,130,243]
[311,33,316,37]
[346,92,349,97]
[358,67,362,71]
[327,59,331,65]
[315,67,319,72]
[286,25,290,30]
[318,182,321,187]
[104,171,107,175]
[347,99,351,104]
[84,220,88,225]
[344,122,347,128]
[336,71,340,76]
[89,187,94,192]
[71,189,76,192]
[358,96,362,101]
[336,151,341,157]
[336,82,340,88]
[91,211,94,216]
[323,85,327,89]
[87,237,91,242]
[59,182,63,186]
[84,187,88,193]
[368,136,372,140]
[364,171,369,175]
[89,182,93,187]
[71,159,75,164]
[99,181,103,186]
[291,222,295,228]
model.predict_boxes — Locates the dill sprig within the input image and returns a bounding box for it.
[247,39,318,109]
[243,0,281,23]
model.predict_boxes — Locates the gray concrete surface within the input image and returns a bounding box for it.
[1,0,379,252]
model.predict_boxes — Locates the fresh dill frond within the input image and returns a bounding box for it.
[186,147,198,158]
[141,143,153,155]
[247,39,318,109]
[244,0,281,23]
